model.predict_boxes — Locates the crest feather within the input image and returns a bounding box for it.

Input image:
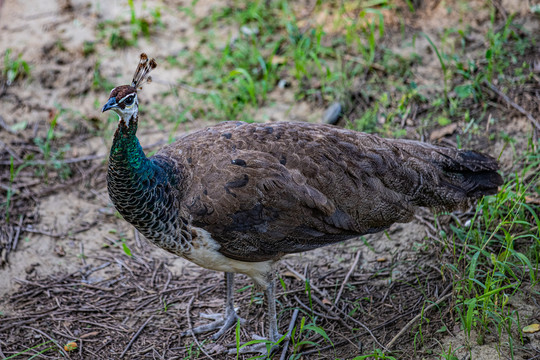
[131,53,157,89]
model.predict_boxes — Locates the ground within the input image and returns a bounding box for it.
[0,0,539,359]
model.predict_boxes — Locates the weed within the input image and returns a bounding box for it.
[290,314,332,357]
[3,158,31,223]
[128,0,163,40]
[121,237,132,257]
[446,144,539,351]
[351,349,398,359]
[92,60,115,91]
[419,32,449,103]
[437,343,460,360]
[96,1,163,49]
[182,342,202,359]
[162,299,168,312]
[2,49,30,86]
[5,340,58,359]
[82,41,96,56]
[33,110,72,180]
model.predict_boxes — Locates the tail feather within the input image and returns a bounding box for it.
[390,140,504,211]
[438,150,503,198]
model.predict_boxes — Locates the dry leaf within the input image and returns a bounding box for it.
[64,342,78,351]
[282,271,299,279]
[430,123,458,141]
[525,196,540,205]
[80,331,99,339]
[271,56,287,65]
[322,298,332,305]
[523,324,540,333]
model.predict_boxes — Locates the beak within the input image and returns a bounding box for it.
[102,97,118,113]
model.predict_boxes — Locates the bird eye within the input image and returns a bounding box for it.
[124,95,135,105]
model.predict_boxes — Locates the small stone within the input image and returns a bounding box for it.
[25,264,38,274]
[277,79,289,89]
[55,245,66,257]
[323,102,342,125]
[240,26,259,36]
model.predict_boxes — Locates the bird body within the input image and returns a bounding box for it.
[108,117,502,287]
[102,54,503,349]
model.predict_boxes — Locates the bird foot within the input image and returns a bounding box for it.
[181,308,245,340]
[227,334,285,355]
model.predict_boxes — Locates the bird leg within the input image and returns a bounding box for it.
[228,273,283,355]
[182,272,245,339]
[266,277,280,343]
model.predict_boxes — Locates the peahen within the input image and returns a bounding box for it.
[102,54,503,352]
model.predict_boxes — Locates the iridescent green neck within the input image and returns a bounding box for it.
[107,115,190,255]
[109,116,149,175]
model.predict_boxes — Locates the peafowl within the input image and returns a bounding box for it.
[102,54,503,353]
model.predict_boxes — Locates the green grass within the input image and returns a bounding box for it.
[33,109,71,181]
[4,340,56,359]
[4,338,71,359]
[3,159,30,224]
[351,350,398,360]
[2,49,30,86]
[446,144,539,352]
[96,0,163,49]
[166,0,391,122]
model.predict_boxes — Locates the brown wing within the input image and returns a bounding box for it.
[155,121,502,262]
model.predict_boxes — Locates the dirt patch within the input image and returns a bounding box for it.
[1,224,455,359]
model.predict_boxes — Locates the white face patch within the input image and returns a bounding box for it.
[119,93,137,106]
[115,93,138,126]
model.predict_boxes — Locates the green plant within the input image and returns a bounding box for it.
[2,49,30,85]
[3,158,31,223]
[437,343,460,360]
[289,314,332,358]
[182,342,202,360]
[351,349,398,360]
[445,144,539,352]
[128,0,163,40]
[33,110,71,180]
[5,340,58,359]
[419,32,448,104]
[97,0,163,49]
[92,61,115,91]
[121,237,132,257]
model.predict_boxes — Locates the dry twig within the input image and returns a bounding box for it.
[279,308,300,360]
[483,79,540,138]
[185,295,215,360]
[120,314,154,358]
[385,292,452,349]
[333,250,362,307]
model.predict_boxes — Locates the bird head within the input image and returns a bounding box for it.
[102,53,157,126]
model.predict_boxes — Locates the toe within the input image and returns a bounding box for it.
[200,312,224,321]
